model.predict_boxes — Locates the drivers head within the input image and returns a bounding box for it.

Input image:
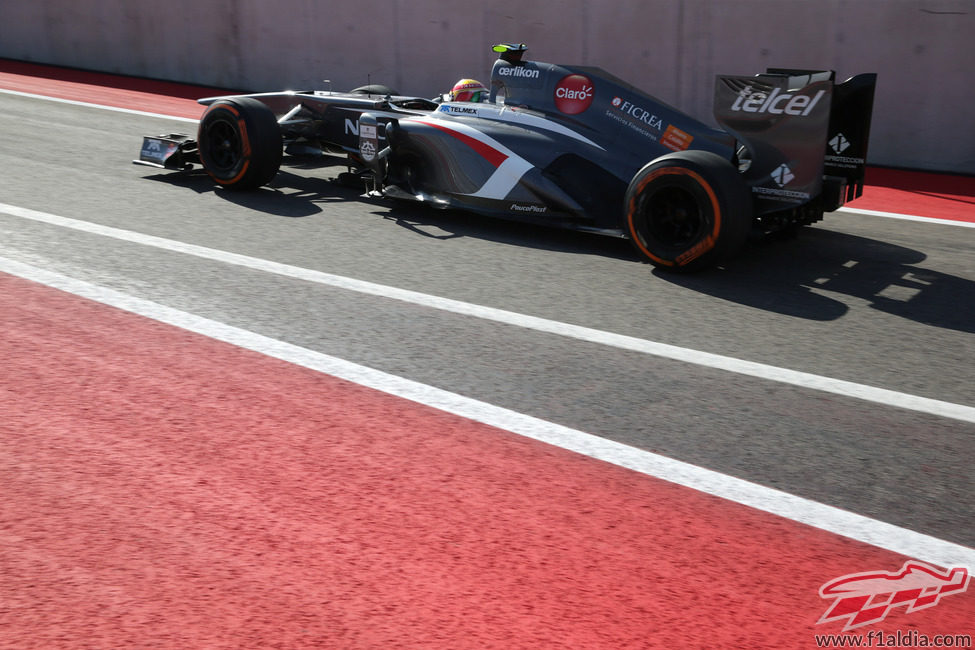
[449,79,488,102]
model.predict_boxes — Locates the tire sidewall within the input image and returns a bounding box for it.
[198,102,251,186]
[198,98,282,190]
[624,150,751,271]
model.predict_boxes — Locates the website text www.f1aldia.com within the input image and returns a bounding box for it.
[815,630,972,648]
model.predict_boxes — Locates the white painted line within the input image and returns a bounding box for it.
[839,206,975,228]
[2,201,974,425]
[0,88,198,123]
[0,254,971,571]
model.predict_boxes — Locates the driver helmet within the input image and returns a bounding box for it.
[449,78,489,102]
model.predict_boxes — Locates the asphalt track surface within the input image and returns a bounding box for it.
[1,62,973,647]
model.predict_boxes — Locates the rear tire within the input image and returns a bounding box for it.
[197,97,282,190]
[624,150,752,272]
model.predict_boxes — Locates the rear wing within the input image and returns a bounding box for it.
[822,71,877,204]
[714,69,876,215]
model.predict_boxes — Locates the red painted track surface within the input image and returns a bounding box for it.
[2,274,973,647]
[0,59,222,120]
[860,167,975,223]
[2,60,974,647]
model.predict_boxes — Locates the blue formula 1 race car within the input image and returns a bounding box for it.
[135,43,876,272]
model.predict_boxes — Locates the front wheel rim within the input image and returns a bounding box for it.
[205,118,242,172]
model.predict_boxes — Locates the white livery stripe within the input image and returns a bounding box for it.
[470,155,535,199]
[434,101,605,150]
[410,118,535,200]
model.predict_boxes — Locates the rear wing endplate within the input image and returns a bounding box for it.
[713,69,876,214]
[823,72,877,204]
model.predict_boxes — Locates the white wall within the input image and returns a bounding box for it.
[2,0,973,173]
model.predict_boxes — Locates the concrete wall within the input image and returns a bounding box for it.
[2,0,973,173]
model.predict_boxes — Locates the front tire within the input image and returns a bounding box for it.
[624,150,752,272]
[197,97,282,190]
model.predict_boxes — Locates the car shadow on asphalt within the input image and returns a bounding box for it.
[140,164,973,333]
[139,160,365,219]
[140,160,640,259]
[658,227,975,333]
[375,204,975,334]
[373,202,641,261]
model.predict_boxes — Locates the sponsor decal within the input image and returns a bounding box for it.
[661,125,693,152]
[498,65,539,79]
[817,561,970,632]
[439,105,479,115]
[771,163,795,187]
[359,123,378,161]
[752,163,809,201]
[731,85,826,116]
[752,186,810,201]
[825,154,865,169]
[359,139,376,161]
[610,96,663,130]
[140,138,177,163]
[825,132,864,168]
[829,133,851,154]
[495,63,543,89]
[554,74,594,115]
[509,203,547,213]
[605,109,658,141]
[345,119,388,139]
